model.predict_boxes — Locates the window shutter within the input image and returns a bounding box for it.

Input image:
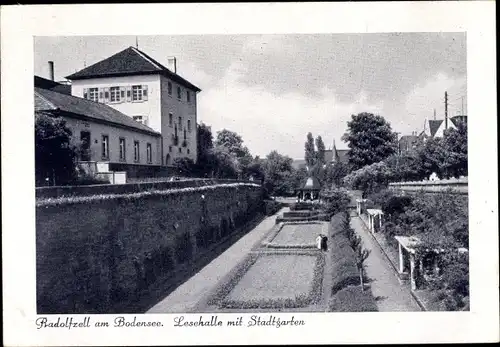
[120,86,126,100]
[83,88,88,99]
[104,87,110,103]
[126,86,132,102]
[142,85,148,101]
[98,88,104,103]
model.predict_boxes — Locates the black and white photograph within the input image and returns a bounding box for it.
[2,2,498,346]
[33,32,470,315]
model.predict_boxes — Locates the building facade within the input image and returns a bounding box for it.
[35,82,162,179]
[66,46,201,166]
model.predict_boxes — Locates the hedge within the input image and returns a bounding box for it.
[329,286,378,312]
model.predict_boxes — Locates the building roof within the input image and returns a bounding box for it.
[323,149,333,163]
[336,149,349,163]
[34,75,72,95]
[34,87,161,136]
[66,46,201,92]
[299,176,321,190]
[428,119,444,137]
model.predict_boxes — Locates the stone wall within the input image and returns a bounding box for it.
[36,183,264,314]
[388,177,468,195]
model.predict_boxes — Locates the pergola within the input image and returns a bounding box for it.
[297,176,321,202]
[355,198,367,215]
[394,235,468,290]
[366,209,384,233]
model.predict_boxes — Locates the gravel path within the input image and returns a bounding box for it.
[350,216,421,312]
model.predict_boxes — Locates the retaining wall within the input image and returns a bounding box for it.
[388,178,468,195]
[36,182,264,314]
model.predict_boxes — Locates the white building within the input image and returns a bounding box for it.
[66,46,201,166]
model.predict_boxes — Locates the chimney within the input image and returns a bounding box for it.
[48,61,55,81]
[167,56,177,74]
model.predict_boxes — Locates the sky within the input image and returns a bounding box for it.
[34,34,467,159]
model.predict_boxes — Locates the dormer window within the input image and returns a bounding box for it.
[110,86,121,102]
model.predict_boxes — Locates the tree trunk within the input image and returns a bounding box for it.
[360,267,364,291]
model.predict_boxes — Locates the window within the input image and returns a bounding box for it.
[146,143,152,163]
[187,119,191,132]
[110,86,121,102]
[132,85,143,101]
[178,147,182,153]
[119,138,126,161]
[134,141,140,162]
[186,91,191,102]
[183,129,187,140]
[177,86,182,100]
[169,146,172,153]
[167,81,172,95]
[133,115,143,123]
[178,116,182,129]
[187,149,190,154]
[87,88,99,102]
[169,112,173,127]
[102,135,109,159]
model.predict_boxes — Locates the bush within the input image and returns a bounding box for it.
[71,173,109,186]
[329,286,378,312]
[320,187,351,215]
[264,200,282,216]
[381,195,413,216]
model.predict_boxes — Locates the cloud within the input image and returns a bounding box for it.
[198,62,384,159]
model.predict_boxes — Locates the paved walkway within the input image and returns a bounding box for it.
[350,216,421,312]
[147,208,288,313]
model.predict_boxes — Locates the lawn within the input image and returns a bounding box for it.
[271,224,324,246]
[225,254,316,301]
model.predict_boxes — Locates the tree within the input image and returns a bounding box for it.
[215,129,245,158]
[304,132,316,169]
[342,112,398,171]
[315,135,326,166]
[441,121,468,178]
[172,157,196,175]
[324,161,350,187]
[343,161,394,197]
[209,146,239,179]
[262,150,295,196]
[35,113,78,186]
[196,123,215,176]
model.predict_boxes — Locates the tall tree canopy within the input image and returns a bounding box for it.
[263,150,295,196]
[215,129,245,158]
[304,132,316,168]
[315,135,326,166]
[342,112,398,171]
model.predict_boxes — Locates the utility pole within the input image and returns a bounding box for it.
[135,36,139,49]
[461,96,464,116]
[444,91,448,129]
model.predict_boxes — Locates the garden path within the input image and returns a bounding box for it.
[146,207,289,313]
[350,216,422,312]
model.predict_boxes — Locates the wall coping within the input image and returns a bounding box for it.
[36,178,259,199]
[36,182,261,207]
[389,177,468,186]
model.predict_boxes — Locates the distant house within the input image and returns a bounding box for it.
[292,139,349,170]
[421,115,467,139]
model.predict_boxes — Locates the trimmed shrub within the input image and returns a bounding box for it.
[320,187,351,215]
[329,286,378,312]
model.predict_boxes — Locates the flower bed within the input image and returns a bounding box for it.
[261,222,326,249]
[207,251,324,309]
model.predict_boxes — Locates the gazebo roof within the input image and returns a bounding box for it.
[366,208,384,216]
[299,176,321,190]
